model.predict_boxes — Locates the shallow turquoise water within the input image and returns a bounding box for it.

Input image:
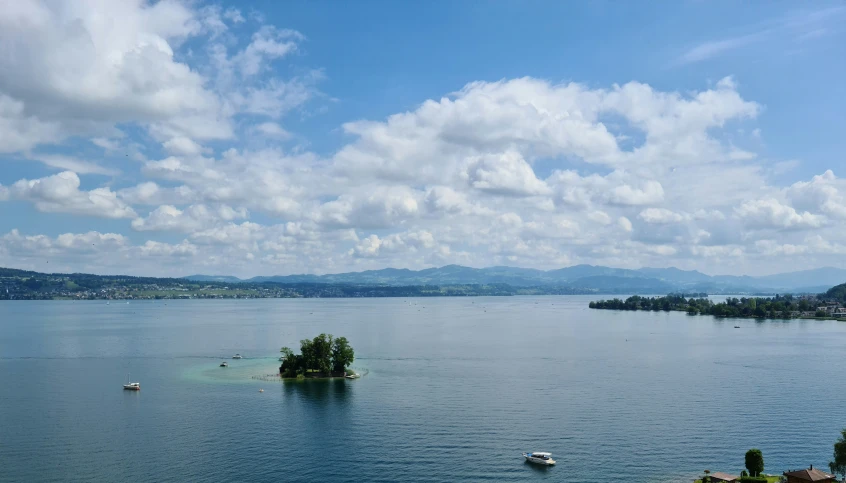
[2,297,845,482]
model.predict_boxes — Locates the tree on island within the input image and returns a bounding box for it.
[829,428,846,480]
[745,448,764,477]
[280,334,354,378]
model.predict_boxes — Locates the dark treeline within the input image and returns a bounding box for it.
[589,293,825,319]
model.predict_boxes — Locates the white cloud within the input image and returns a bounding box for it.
[132,204,247,232]
[4,171,135,219]
[316,186,421,229]
[638,208,688,224]
[0,0,225,150]
[786,169,846,219]
[463,151,551,197]
[139,240,198,257]
[350,230,438,258]
[163,137,210,156]
[0,229,128,256]
[25,153,118,176]
[254,122,292,139]
[118,182,196,206]
[192,222,264,246]
[735,198,826,230]
[0,1,322,161]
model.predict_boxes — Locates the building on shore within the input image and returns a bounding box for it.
[783,465,836,482]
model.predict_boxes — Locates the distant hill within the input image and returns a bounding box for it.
[184,265,846,294]
[824,282,846,302]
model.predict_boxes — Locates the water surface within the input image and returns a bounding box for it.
[1,297,844,482]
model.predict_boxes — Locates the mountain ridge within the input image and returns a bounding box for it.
[184,265,846,293]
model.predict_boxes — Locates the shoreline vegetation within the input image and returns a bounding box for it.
[589,284,846,321]
[278,334,355,380]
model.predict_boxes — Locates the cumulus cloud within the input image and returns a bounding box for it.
[786,169,846,219]
[3,171,136,218]
[463,151,550,197]
[734,198,826,230]
[131,204,247,232]
[0,229,128,256]
[350,230,437,258]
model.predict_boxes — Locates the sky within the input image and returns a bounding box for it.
[0,0,845,278]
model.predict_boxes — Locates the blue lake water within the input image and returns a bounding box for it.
[1,297,845,482]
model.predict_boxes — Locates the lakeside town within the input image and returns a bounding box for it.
[0,267,517,300]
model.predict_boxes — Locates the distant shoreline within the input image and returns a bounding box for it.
[1,290,799,301]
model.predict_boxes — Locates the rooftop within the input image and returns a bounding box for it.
[709,472,739,482]
[783,466,836,481]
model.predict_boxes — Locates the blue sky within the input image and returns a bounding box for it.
[0,0,844,277]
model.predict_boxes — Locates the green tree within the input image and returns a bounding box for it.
[830,428,846,480]
[299,338,315,371]
[331,336,355,373]
[745,449,764,477]
[311,333,334,374]
[279,346,304,377]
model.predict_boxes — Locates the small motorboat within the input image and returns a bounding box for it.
[123,373,140,391]
[232,354,242,359]
[220,362,228,367]
[734,325,740,328]
[279,356,285,361]
[523,452,555,466]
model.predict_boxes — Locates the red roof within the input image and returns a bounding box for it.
[783,467,836,481]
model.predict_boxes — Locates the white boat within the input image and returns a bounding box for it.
[523,452,555,466]
[232,354,242,359]
[123,373,140,391]
[220,362,228,367]
[279,356,285,361]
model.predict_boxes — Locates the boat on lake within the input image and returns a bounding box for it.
[123,374,140,391]
[220,362,228,367]
[523,452,555,466]
[232,354,242,359]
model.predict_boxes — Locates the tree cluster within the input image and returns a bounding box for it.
[589,293,821,319]
[279,334,354,378]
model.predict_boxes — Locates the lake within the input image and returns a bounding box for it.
[1,296,845,482]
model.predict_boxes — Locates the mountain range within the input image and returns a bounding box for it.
[186,265,846,294]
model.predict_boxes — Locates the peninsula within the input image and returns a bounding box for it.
[589,283,846,320]
[279,334,355,379]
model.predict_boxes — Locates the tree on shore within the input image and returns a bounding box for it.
[280,333,355,378]
[331,337,354,373]
[745,449,764,477]
[830,428,846,480]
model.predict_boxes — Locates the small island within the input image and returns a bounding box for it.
[279,333,355,379]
